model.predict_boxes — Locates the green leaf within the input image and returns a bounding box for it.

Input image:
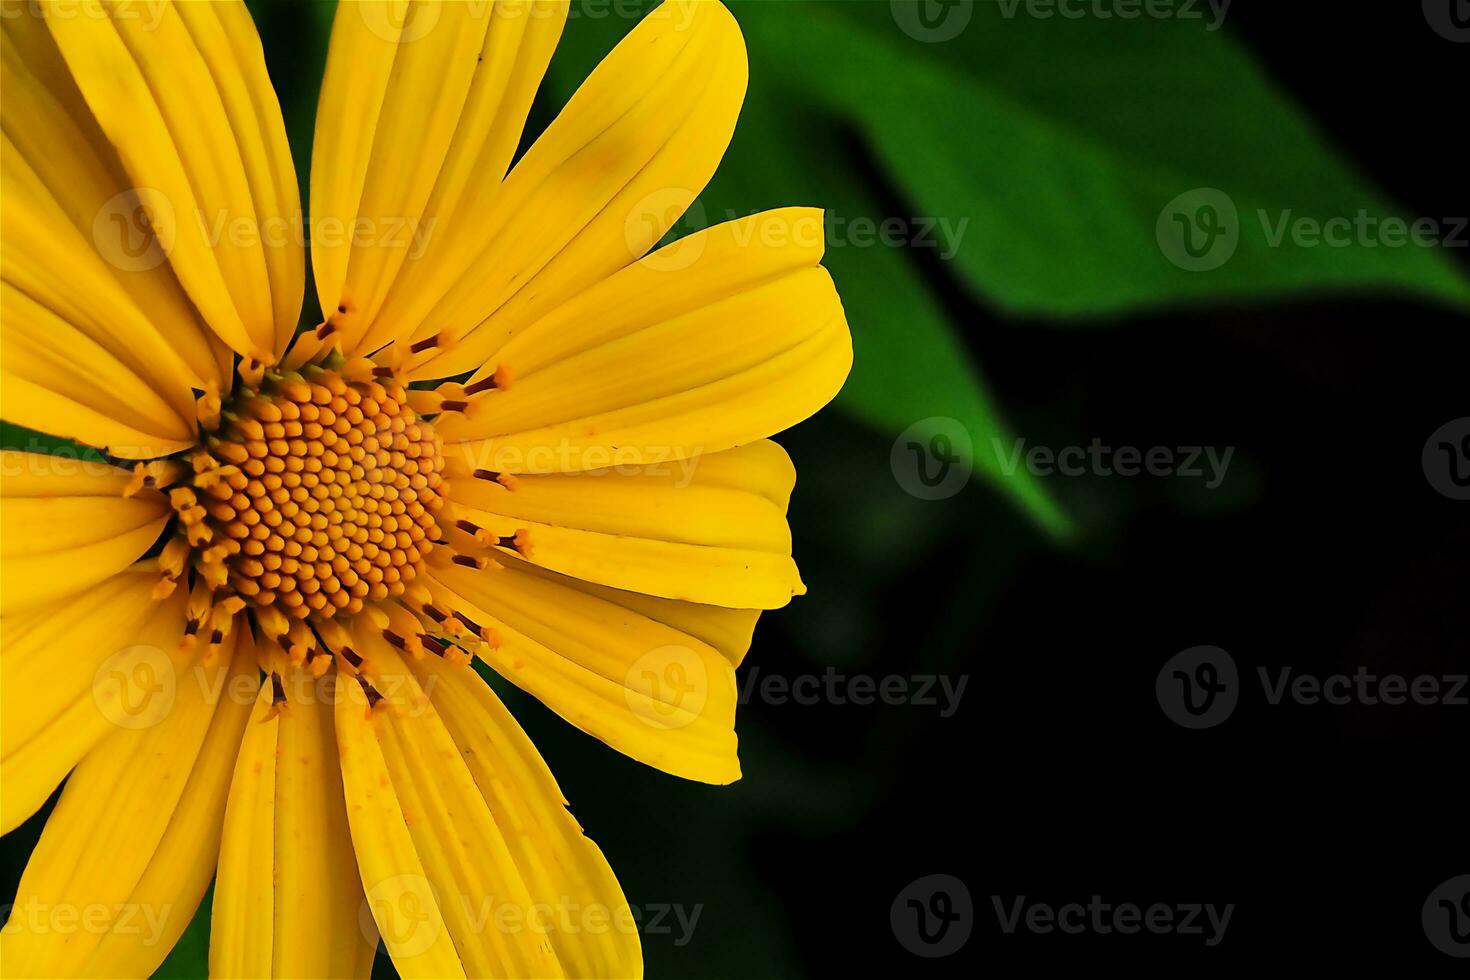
[0,421,103,460]
[742,1,1469,315]
[540,1,1072,538]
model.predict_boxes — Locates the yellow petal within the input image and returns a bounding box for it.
[211,658,376,979]
[0,451,169,614]
[498,555,762,668]
[0,568,186,834]
[43,0,301,361]
[334,659,468,980]
[426,560,742,784]
[0,280,197,459]
[1,132,203,422]
[344,630,564,978]
[400,0,748,379]
[404,652,642,978]
[173,0,305,356]
[0,633,254,979]
[435,210,851,469]
[0,7,229,390]
[442,440,805,609]
[312,0,567,356]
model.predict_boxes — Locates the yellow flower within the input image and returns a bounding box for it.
[0,0,850,976]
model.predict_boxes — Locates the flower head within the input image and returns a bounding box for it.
[0,1,850,976]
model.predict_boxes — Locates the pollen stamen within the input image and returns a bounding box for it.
[161,364,446,625]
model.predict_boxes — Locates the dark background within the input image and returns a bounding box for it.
[4,1,1466,976]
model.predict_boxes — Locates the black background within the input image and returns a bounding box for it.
[742,2,1468,974]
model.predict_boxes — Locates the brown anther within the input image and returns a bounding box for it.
[470,469,518,491]
[464,363,512,396]
[409,331,451,354]
[495,530,532,556]
[357,675,384,709]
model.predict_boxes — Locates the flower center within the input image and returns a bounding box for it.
[162,365,445,623]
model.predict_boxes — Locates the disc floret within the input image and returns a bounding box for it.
[155,359,446,627]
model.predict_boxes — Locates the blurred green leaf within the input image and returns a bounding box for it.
[0,421,102,459]
[746,1,1469,314]
[541,0,1072,538]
